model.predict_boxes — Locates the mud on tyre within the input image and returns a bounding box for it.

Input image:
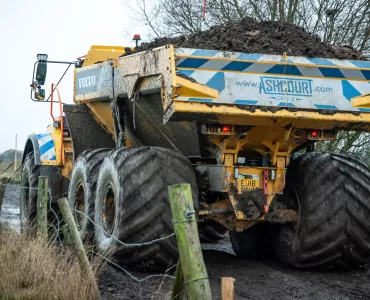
[274,152,370,270]
[20,152,40,233]
[94,147,198,270]
[68,149,111,242]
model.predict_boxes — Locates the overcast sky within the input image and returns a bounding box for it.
[0,0,147,152]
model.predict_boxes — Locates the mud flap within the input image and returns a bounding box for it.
[63,104,116,161]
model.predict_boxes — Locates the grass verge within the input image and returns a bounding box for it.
[0,229,102,300]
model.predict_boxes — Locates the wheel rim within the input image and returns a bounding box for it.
[73,182,85,231]
[280,187,301,240]
[102,183,115,236]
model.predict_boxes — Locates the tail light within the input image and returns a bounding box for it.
[222,125,231,133]
[308,130,336,140]
[201,124,234,135]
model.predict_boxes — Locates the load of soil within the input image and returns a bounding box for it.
[131,18,363,60]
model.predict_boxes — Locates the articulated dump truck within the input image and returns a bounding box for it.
[23,45,370,270]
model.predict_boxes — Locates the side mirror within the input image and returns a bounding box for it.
[34,88,45,101]
[35,62,47,86]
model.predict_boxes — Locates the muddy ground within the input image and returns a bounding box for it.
[1,185,370,300]
[0,184,20,233]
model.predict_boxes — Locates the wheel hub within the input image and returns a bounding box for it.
[73,183,85,231]
[102,183,116,236]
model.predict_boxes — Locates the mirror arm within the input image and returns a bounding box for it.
[41,60,77,65]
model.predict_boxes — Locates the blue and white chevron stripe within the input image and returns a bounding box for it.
[174,48,370,112]
[37,134,56,161]
[175,48,370,79]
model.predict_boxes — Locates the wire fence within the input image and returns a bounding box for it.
[0,182,180,287]
[0,182,64,246]
[70,207,178,283]
[71,207,176,248]
[0,181,215,299]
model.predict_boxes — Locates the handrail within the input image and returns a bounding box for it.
[50,83,64,164]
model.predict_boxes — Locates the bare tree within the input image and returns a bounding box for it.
[122,0,164,39]
[123,0,369,55]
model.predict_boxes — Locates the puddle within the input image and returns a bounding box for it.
[0,185,20,233]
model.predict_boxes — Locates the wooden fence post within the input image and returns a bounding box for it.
[61,224,72,246]
[37,176,48,238]
[171,260,185,300]
[222,277,235,300]
[168,183,212,300]
[58,197,101,300]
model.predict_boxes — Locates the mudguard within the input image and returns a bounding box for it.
[22,133,57,166]
[21,133,68,203]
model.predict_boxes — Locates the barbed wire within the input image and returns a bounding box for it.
[0,183,194,290]
[69,208,179,286]
[183,277,209,285]
[70,205,181,286]
[68,206,202,287]
[0,183,63,244]
[0,183,39,190]
[71,208,176,247]
[90,250,175,283]
[0,183,177,248]
[68,206,201,287]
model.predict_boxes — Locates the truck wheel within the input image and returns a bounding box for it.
[199,224,228,243]
[20,152,40,233]
[94,147,198,270]
[68,149,111,242]
[230,223,274,258]
[274,152,370,270]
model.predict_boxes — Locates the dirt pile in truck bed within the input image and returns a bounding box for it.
[134,18,363,59]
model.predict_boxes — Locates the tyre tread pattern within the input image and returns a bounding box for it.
[20,152,40,228]
[68,148,111,240]
[101,147,198,270]
[276,152,370,269]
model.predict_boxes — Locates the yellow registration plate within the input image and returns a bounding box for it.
[238,178,259,193]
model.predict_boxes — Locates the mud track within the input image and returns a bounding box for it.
[100,239,370,300]
[1,186,370,299]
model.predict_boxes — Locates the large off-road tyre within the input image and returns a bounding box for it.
[94,147,198,271]
[199,224,228,243]
[230,223,274,258]
[274,152,370,270]
[20,152,40,233]
[68,149,111,242]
